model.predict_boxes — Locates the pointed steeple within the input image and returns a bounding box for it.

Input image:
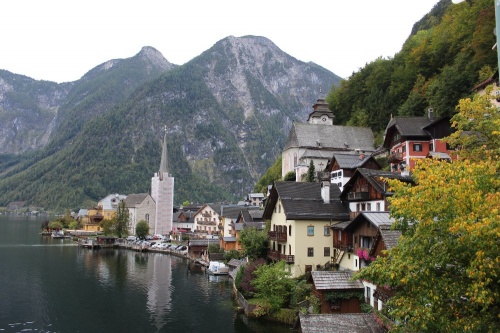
[159,125,169,175]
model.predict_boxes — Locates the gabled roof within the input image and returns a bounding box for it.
[379,229,402,250]
[195,203,222,216]
[345,212,396,232]
[284,123,375,152]
[311,271,363,290]
[299,313,385,333]
[331,153,381,170]
[341,168,414,198]
[124,193,150,208]
[263,181,350,221]
[221,205,260,219]
[383,113,452,148]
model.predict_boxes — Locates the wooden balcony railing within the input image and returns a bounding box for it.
[268,231,287,242]
[348,192,370,201]
[388,152,403,163]
[268,250,294,264]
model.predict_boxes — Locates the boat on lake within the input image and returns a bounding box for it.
[206,261,229,275]
[51,230,65,238]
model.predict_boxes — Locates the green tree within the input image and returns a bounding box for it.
[100,219,114,236]
[252,261,294,313]
[283,171,296,181]
[48,221,63,230]
[135,220,150,239]
[355,89,500,332]
[305,160,315,182]
[113,200,129,238]
[239,227,269,260]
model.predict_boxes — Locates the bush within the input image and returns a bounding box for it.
[237,258,266,298]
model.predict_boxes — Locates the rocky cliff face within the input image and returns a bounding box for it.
[0,36,341,209]
[0,46,175,155]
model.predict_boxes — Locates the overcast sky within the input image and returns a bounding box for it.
[2,0,440,83]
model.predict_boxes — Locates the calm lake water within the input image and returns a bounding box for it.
[0,216,292,333]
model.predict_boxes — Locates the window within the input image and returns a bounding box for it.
[430,143,434,152]
[324,247,330,257]
[289,225,292,236]
[307,226,314,236]
[324,226,330,236]
[307,247,314,257]
[360,236,372,248]
[367,203,371,211]
[356,203,360,212]
[376,203,381,211]
[413,143,422,152]
[366,286,372,304]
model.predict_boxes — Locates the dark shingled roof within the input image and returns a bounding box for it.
[379,229,402,250]
[263,181,350,221]
[299,313,386,333]
[311,271,363,290]
[284,123,375,152]
[341,168,414,198]
[331,153,376,169]
[123,193,149,207]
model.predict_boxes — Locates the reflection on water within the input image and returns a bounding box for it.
[0,217,292,333]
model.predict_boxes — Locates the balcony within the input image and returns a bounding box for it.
[268,231,287,242]
[347,192,369,201]
[268,250,294,264]
[388,152,403,163]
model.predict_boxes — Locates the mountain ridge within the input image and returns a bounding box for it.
[0,35,341,210]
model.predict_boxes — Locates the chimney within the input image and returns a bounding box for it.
[359,150,365,160]
[428,107,434,121]
[321,181,330,203]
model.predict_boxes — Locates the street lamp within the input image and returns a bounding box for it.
[452,0,500,71]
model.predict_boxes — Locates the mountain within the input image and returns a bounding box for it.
[0,36,341,210]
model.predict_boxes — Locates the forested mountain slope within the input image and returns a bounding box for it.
[327,0,496,140]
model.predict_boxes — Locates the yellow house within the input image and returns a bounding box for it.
[83,194,127,232]
[263,180,350,278]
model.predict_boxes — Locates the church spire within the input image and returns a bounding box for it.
[159,125,169,174]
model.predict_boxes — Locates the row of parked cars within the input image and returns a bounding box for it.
[150,243,188,255]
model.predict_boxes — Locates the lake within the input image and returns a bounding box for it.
[0,216,292,333]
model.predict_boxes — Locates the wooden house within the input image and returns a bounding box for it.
[311,270,364,314]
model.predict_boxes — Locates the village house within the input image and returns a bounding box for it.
[83,193,127,232]
[224,209,265,252]
[192,203,221,236]
[331,211,400,312]
[245,192,265,207]
[384,108,455,172]
[339,168,414,219]
[263,179,350,278]
[219,205,261,251]
[326,152,382,192]
[311,270,364,314]
[281,96,376,181]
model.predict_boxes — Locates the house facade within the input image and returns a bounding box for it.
[340,168,414,218]
[326,153,381,192]
[263,180,350,278]
[384,109,455,172]
[331,212,399,311]
[311,270,364,314]
[192,204,221,236]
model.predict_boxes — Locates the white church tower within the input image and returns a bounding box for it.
[150,127,174,235]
